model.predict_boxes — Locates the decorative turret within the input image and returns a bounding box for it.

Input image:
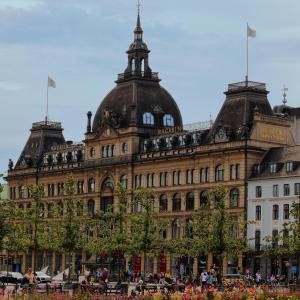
[117,4,158,83]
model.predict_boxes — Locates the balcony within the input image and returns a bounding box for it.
[228,81,266,91]
[117,71,159,81]
[32,120,62,129]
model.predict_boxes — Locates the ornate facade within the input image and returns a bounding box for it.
[6,12,296,276]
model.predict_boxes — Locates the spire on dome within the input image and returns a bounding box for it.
[134,0,143,41]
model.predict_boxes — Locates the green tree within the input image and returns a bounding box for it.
[59,176,86,279]
[129,187,167,277]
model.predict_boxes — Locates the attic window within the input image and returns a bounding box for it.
[253,165,260,175]
[270,163,277,173]
[286,161,293,172]
[143,112,154,125]
[163,114,174,127]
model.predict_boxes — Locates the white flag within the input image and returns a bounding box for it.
[247,25,256,38]
[48,76,56,88]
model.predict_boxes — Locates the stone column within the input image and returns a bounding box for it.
[167,194,172,212]
[166,253,171,275]
[193,258,198,276]
[51,253,55,275]
[62,254,66,271]
[153,257,158,274]
[207,253,213,270]
[31,251,35,270]
[194,191,200,210]
[181,193,185,212]
[238,254,243,273]
[22,254,26,274]
[222,255,228,275]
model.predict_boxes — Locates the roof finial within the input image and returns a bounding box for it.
[137,0,141,16]
[282,85,288,106]
[136,0,141,28]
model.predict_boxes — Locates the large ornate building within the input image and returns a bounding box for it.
[6,11,296,276]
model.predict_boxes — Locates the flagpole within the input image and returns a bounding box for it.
[246,22,249,85]
[46,77,49,124]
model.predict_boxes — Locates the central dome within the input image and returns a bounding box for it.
[92,80,182,132]
[92,12,182,132]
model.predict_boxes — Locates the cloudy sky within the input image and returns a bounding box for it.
[0,0,300,176]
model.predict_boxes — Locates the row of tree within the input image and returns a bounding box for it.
[1,175,300,277]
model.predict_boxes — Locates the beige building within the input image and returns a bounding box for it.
[6,13,295,276]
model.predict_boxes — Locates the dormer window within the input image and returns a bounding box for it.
[270,163,277,173]
[163,114,174,127]
[143,112,154,125]
[286,161,293,172]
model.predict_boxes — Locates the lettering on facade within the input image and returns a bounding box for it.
[158,126,182,135]
[260,126,286,143]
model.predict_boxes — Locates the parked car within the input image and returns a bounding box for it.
[34,271,52,283]
[0,271,23,284]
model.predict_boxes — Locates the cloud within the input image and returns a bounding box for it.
[0,81,23,91]
[0,0,42,11]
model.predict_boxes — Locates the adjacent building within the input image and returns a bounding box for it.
[6,11,296,276]
[247,146,300,278]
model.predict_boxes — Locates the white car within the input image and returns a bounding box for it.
[35,271,51,283]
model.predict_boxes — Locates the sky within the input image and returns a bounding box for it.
[0,0,300,177]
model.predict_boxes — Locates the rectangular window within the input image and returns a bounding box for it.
[230,165,235,180]
[48,184,54,197]
[286,161,293,172]
[10,187,16,200]
[255,230,261,251]
[57,183,64,196]
[270,163,277,173]
[272,229,279,248]
[283,184,290,196]
[273,184,279,197]
[255,205,261,221]
[236,164,240,180]
[173,171,180,186]
[255,186,262,198]
[200,168,209,183]
[272,205,279,220]
[160,172,167,187]
[77,181,84,194]
[295,183,300,195]
[283,204,289,220]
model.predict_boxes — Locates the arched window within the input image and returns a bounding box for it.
[77,201,83,216]
[141,58,145,73]
[172,193,181,212]
[102,177,114,190]
[143,112,154,125]
[230,188,240,208]
[200,190,208,208]
[186,192,194,211]
[133,197,142,213]
[120,175,128,189]
[163,114,174,127]
[110,145,115,157]
[57,202,64,216]
[90,147,96,158]
[172,219,179,239]
[88,178,95,193]
[88,199,95,217]
[131,58,135,74]
[19,185,25,199]
[159,194,168,212]
[47,203,54,218]
[39,203,45,218]
[215,164,224,181]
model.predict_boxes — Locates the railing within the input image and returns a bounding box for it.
[32,120,62,129]
[117,71,159,81]
[228,81,266,91]
[183,120,213,131]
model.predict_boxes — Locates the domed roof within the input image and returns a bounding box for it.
[92,80,182,132]
[92,11,182,132]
